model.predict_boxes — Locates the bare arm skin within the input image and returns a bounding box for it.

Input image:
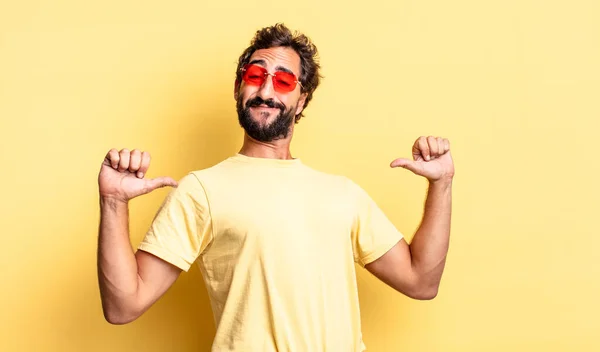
[366,136,454,300]
[97,148,181,324]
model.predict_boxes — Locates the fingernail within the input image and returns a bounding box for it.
[425,155,430,161]
[137,172,143,178]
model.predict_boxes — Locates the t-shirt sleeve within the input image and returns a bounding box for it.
[137,173,213,272]
[347,178,404,267]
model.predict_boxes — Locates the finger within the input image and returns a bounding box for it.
[436,137,444,155]
[412,139,422,161]
[118,149,130,172]
[390,158,411,168]
[418,136,430,161]
[427,136,438,159]
[129,149,142,173]
[444,138,450,152]
[390,158,421,174]
[138,151,151,178]
[145,177,178,192]
[106,148,120,169]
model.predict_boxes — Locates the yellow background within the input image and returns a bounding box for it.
[1,0,599,351]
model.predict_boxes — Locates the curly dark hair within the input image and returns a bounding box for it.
[235,23,322,123]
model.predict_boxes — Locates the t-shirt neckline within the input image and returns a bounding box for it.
[231,153,302,168]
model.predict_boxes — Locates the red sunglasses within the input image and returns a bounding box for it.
[240,64,303,93]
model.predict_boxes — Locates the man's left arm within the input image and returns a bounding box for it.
[365,136,454,300]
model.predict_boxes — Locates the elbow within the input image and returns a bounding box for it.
[413,288,438,300]
[104,310,140,325]
[104,313,135,325]
[102,302,142,325]
[404,284,439,300]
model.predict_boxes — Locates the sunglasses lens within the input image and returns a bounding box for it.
[242,64,299,93]
[273,72,297,92]
[242,65,266,86]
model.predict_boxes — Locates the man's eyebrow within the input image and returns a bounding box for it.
[248,59,267,67]
[274,65,294,75]
[247,59,296,76]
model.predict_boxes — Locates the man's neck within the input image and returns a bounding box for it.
[239,133,295,160]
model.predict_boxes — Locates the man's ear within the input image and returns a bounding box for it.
[295,93,308,116]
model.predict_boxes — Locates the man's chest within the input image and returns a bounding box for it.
[208,184,355,258]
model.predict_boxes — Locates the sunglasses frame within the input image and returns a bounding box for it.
[240,64,303,92]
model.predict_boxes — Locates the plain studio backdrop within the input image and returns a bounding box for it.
[1,0,598,351]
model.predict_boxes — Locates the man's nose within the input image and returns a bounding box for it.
[256,75,275,101]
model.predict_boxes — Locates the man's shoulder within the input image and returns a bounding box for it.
[186,156,237,178]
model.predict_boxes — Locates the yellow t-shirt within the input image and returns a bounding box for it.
[138,153,403,351]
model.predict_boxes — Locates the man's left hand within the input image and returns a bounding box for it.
[390,136,455,183]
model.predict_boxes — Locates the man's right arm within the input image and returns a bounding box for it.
[97,197,181,324]
[96,148,180,324]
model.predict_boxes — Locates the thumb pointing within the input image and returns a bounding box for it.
[390,158,419,173]
[146,177,178,192]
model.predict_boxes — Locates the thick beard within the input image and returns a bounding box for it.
[236,96,296,142]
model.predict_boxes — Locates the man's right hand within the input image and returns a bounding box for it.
[98,148,178,203]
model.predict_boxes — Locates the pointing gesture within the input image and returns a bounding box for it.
[98,148,178,203]
[390,136,455,183]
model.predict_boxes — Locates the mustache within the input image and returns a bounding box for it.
[246,97,286,110]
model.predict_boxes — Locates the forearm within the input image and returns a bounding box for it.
[97,197,141,323]
[409,179,452,292]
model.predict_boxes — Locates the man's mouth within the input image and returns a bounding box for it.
[251,105,279,111]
